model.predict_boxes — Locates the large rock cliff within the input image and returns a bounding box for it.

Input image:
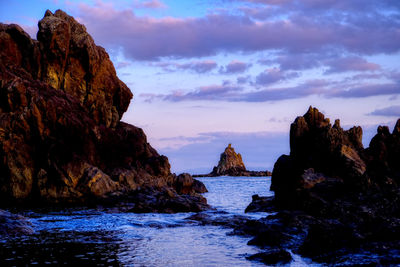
[0,10,207,211]
[244,106,400,264]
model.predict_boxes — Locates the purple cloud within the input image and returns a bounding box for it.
[141,84,243,102]
[134,0,166,9]
[219,60,251,74]
[255,68,300,85]
[368,105,400,117]
[141,78,400,102]
[74,1,400,60]
[154,60,217,73]
[328,83,400,98]
[324,56,381,74]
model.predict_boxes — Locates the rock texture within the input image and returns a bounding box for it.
[0,10,207,211]
[194,144,271,177]
[244,106,400,265]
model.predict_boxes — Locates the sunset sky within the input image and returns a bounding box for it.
[2,0,400,173]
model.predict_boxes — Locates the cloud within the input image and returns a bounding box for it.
[133,0,167,9]
[328,83,400,98]
[154,60,218,73]
[141,83,243,102]
[115,61,132,69]
[237,75,251,84]
[141,78,400,102]
[74,1,400,60]
[219,60,252,74]
[368,105,400,117]
[255,68,300,85]
[324,56,381,74]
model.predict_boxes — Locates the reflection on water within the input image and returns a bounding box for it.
[0,176,304,266]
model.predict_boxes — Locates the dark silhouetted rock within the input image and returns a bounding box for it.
[246,249,292,265]
[0,10,208,212]
[243,106,400,265]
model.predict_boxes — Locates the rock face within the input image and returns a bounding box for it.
[0,10,207,211]
[244,106,400,265]
[194,144,271,177]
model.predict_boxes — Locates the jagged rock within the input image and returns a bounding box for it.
[245,106,400,265]
[194,144,271,177]
[0,10,208,211]
[212,144,246,176]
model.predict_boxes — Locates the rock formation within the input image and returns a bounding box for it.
[212,144,246,176]
[194,144,271,177]
[243,106,400,264]
[0,10,207,212]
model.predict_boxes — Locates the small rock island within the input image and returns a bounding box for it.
[194,144,271,177]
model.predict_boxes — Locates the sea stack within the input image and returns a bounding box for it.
[0,10,207,212]
[211,144,246,176]
[193,144,271,177]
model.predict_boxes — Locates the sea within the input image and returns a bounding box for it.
[0,176,316,266]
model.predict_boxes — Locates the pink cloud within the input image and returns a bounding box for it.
[73,1,400,60]
[219,60,251,74]
[256,68,300,85]
[324,56,381,74]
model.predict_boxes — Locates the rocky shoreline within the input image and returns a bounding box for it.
[239,107,400,265]
[0,10,207,213]
[193,144,272,177]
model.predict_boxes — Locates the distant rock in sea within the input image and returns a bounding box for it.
[0,9,208,212]
[194,144,271,177]
[243,106,400,265]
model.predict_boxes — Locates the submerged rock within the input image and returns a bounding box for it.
[194,144,272,177]
[0,209,33,235]
[0,10,207,211]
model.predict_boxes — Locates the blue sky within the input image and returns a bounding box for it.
[1,0,400,173]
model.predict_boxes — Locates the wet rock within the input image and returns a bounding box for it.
[246,249,292,265]
[0,209,33,235]
[245,195,275,213]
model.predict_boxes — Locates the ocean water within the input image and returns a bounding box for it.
[0,177,314,266]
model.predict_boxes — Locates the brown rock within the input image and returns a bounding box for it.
[211,144,246,176]
[0,10,207,210]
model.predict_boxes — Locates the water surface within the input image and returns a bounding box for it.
[0,176,311,266]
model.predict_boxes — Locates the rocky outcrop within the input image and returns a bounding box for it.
[212,144,246,176]
[194,144,271,177]
[243,106,400,265]
[0,10,207,211]
[0,209,33,235]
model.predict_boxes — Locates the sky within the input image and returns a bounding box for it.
[1,0,400,174]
